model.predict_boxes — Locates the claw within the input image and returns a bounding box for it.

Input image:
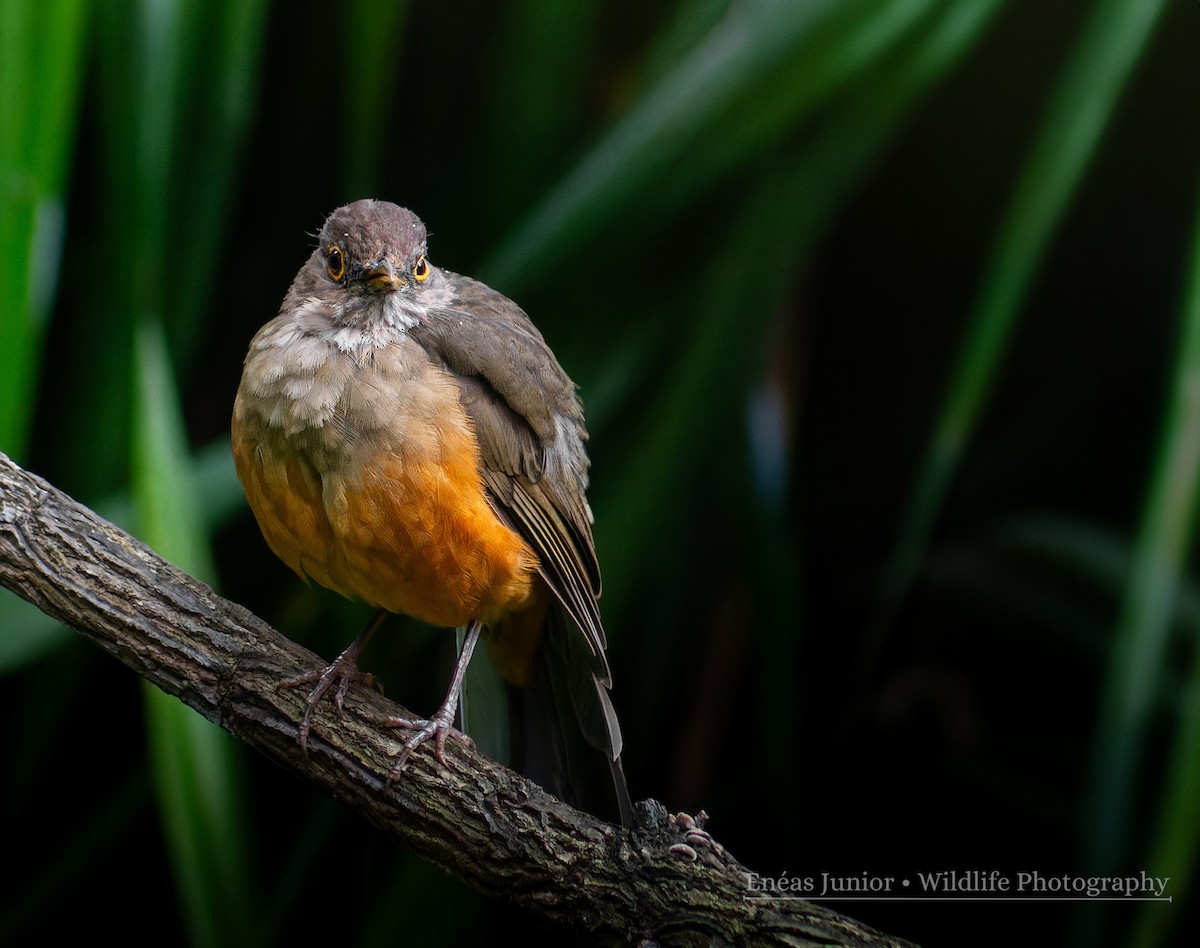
[380,619,483,779]
[280,657,376,751]
[382,707,475,780]
[278,610,388,750]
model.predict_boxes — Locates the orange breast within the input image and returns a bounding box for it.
[232,384,541,631]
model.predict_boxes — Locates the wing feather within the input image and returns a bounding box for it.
[408,275,607,674]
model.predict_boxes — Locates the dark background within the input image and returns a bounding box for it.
[2,1,1198,946]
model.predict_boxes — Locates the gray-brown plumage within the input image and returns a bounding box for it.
[232,199,630,825]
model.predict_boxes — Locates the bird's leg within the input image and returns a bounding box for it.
[280,609,389,751]
[383,618,481,778]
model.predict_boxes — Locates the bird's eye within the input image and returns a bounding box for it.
[326,246,346,282]
[413,255,430,283]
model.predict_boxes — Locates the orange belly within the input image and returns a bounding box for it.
[232,411,540,632]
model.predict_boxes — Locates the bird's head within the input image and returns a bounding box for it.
[296,199,442,333]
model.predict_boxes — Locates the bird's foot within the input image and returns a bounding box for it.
[279,655,378,752]
[278,614,389,751]
[379,619,483,780]
[381,705,475,780]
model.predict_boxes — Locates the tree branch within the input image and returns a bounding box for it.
[0,451,917,947]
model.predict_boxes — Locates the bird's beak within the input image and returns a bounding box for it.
[362,261,406,291]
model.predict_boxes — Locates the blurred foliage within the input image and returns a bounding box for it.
[1,1,1198,946]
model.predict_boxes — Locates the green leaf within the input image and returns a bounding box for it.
[482,0,600,225]
[132,321,216,581]
[1102,178,1200,948]
[481,0,939,291]
[0,0,89,457]
[132,320,256,948]
[340,0,409,198]
[88,4,269,936]
[595,0,1004,616]
[884,0,1172,607]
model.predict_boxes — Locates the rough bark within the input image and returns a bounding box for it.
[0,451,918,947]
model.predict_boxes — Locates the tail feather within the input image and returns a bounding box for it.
[464,611,632,827]
[538,604,632,825]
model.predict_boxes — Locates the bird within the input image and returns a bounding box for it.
[231,199,632,826]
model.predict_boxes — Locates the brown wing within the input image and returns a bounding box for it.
[408,272,609,680]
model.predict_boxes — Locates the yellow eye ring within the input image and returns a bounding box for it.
[327,246,346,282]
[413,255,430,283]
